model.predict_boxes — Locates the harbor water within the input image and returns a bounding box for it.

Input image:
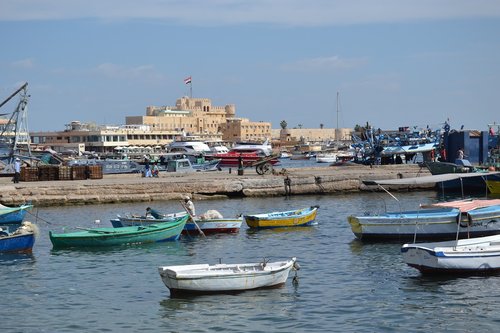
[2,191,500,332]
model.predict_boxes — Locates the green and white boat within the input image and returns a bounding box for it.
[49,216,188,248]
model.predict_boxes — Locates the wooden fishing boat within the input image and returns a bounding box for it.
[158,257,298,296]
[244,206,319,229]
[111,210,242,235]
[110,210,187,228]
[0,222,37,253]
[349,173,500,241]
[402,234,500,275]
[0,203,33,225]
[49,216,188,248]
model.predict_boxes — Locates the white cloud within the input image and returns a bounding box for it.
[10,58,35,69]
[93,63,165,81]
[1,0,500,25]
[281,56,368,72]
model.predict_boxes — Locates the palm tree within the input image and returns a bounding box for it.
[280,120,288,129]
[320,123,324,129]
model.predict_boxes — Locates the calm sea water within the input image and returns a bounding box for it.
[2,190,500,332]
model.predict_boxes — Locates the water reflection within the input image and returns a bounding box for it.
[0,252,36,265]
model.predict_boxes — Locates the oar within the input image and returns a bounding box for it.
[180,201,206,237]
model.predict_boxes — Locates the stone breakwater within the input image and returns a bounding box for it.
[0,164,432,207]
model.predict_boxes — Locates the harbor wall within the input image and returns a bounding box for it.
[0,165,432,207]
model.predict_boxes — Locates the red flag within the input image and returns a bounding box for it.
[184,76,192,85]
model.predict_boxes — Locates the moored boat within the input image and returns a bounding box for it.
[315,152,337,163]
[424,159,499,192]
[349,174,500,241]
[211,151,279,168]
[158,257,298,296]
[50,217,188,248]
[0,203,33,225]
[111,209,242,235]
[244,206,319,229]
[401,234,500,275]
[0,221,37,253]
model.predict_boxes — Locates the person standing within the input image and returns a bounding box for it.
[13,158,21,183]
[184,196,196,216]
[144,159,152,177]
[456,148,464,161]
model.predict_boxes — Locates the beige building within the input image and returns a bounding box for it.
[126,96,270,143]
[221,118,271,142]
[29,96,272,153]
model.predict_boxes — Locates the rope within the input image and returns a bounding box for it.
[25,209,72,228]
[26,209,53,225]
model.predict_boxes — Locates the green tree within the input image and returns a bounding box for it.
[280,120,288,129]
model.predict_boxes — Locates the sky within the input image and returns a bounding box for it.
[1,0,500,133]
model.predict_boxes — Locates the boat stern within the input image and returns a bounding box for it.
[347,215,363,238]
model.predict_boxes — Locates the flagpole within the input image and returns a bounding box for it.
[190,81,192,98]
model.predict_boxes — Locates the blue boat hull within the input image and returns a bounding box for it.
[0,233,35,253]
[0,209,27,225]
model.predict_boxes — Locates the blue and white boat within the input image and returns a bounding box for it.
[0,222,37,253]
[111,209,242,235]
[402,234,500,275]
[0,203,33,225]
[348,173,500,241]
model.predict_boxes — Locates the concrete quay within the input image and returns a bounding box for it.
[0,164,432,207]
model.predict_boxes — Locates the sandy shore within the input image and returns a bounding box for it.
[0,164,432,207]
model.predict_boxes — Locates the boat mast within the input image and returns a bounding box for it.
[336,91,339,131]
[335,91,340,143]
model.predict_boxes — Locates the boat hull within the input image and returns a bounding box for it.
[244,206,318,229]
[158,258,296,295]
[401,235,500,274]
[182,218,242,235]
[0,233,35,253]
[50,218,187,248]
[348,205,500,241]
[211,152,279,167]
[0,204,32,225]
[0,209,28,225]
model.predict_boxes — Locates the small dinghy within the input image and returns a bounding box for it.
[244,206,319,228]
[158,257,298,296]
